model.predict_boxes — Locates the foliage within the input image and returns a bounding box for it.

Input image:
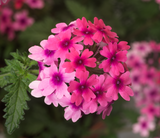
[0,51,37,134]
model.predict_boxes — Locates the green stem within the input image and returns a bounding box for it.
[28,69,39,75]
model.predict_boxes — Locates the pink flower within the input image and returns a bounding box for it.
[28,37,57,65]
[117,41,130,51]
[51,21,77,34]
[127,53,145,69]
[97,100,114,119]
[99,42,127,75]
[141,67,156,86]
[29,80,43,98]
[36,61,45,80]
[0,21,15,40]
[62,48,96,73]
[73,17,95,45]
[132,42,151,57]
[38,63,75,99]
[13,10,34,31]
[89,17,118,43]
[83,74,112,113]
[0,8,12,25]
[141,104,160,120]
[25,0,44,9]
[68,70,98,106]
[130,69,142,91]
[46,30,83,60]
[133,116,155,137]
[59,95,89,122]
[144,86,160,102]
[105,71,134,101]
[155,0,160,4]
[149,41,160,51]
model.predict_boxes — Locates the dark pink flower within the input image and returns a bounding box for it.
[141,104,160,120]
[68,70,98,106]
[83,74,112,113]
[97,100,114,119]
[105,71,134,101]
[0,21,15,40]
[117,41,130,51]
[99,42,127,75]
[73,17,95,45]
[89,17,118,43]
[0,8,12,25]
[62,48,96,73]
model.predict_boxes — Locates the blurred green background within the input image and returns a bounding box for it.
[0,0,160,138]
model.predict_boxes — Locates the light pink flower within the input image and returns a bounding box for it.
[38,63,75,99]
[130,69,142,91]
[51,21,77,34]
[59,95,89,122]
[62,48,96,73]
[46,30,83,60]
[141,67,156,86]
[29,80,43,98]
[133,116,155,137]
[28,38,57,65]
[132,42,151,57]
[99,42,127,75]
[13,10,34,31]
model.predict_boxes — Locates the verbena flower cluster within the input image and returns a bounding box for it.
[0,0,45,40]
[127,41,160,137]
[28,17,134,122]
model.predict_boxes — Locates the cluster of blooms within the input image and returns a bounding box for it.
[0,0,45,40]
[28,17,134,122]
[127,41,160,137]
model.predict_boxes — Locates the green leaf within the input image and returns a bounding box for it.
[5,59,24,72]
[2,78,30,134]
[0,72,11,88]
[65,0,93,20]
[0,51,39,134]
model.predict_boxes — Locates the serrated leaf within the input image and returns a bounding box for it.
[0,73,11,88]
[65,0,93,20]
[2,78,30,134]
[5,59,24,72]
